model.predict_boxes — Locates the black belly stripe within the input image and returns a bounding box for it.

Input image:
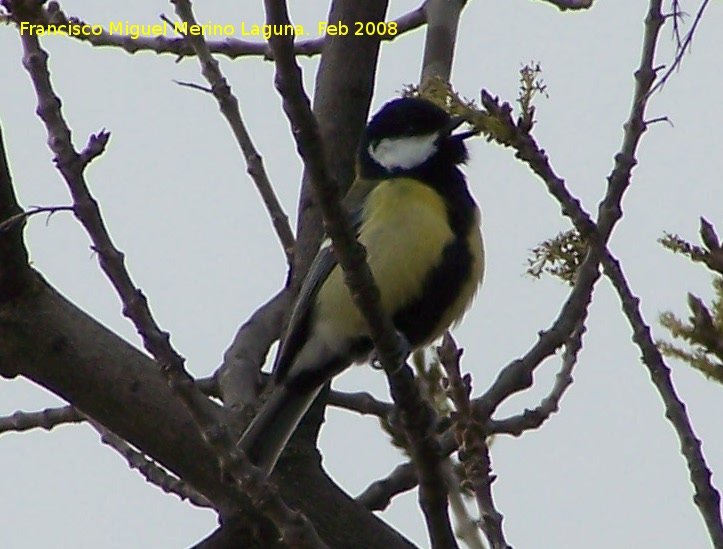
[391,164,477,347]
[393,234,472,347]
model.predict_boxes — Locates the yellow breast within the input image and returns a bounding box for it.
[314,178,483,346]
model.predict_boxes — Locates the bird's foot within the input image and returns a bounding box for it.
[369,330,411,374]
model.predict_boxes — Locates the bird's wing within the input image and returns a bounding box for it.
[272,178,377,381]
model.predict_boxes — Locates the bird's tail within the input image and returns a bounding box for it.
[237,384,323,477]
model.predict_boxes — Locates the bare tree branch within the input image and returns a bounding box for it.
[262,1,458,547]
[87,418,214,509]
[13,1,227,472]
[0,404,213,508]
[215,288,291,409]
[16,1,426,61]
[357,461,418,511]
[0,120,32,304]
[327,390,394,419]
[488,319,584,437]
[476,92,597,238]
[470,0,663,419]
[164,11,295,267]
[10,1,329,545]
[648,0,712,96]
[473,239,597,421]
[0,404,83,434]
[420,0,467,85]
[443,459,486,549]
[19,50,177,367]
[603,251,723,547]
[596,15,723,544]
[535,0,594,11]
[485,0,723,543]
[160,3,332,547]
[0,205,73,232]
[440,333,511,549]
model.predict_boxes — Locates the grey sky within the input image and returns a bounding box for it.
[1,0,722,547]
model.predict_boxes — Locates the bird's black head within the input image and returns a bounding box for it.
[358,97,472,180]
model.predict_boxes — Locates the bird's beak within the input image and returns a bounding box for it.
[444,115,477,141]
[444,115,467,135]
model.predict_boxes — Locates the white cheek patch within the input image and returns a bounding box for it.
[369,132,439,170]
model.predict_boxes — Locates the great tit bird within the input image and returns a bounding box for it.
[239,97,484,476]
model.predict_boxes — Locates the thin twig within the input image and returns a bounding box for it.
[0,405,213,508]
[537,0,594,11]
[87,419,214,509]
[0,205,73,232]
[478,92,597,238]
[166,4,295,268]
[488,320,584,436]
[648,0,712,97]
[473,240,598,421]
[671,0,685,48]
[327,390,394,419]
[603,250,723,547]
[78,129,111,166]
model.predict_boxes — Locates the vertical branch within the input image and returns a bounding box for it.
[0,120,32,303]
[440,334,512,549]
[292,0,390,286]
[600,1,723,544]
[420,0,467,85]
[262,2,458,547]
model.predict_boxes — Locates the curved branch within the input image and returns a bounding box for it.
[215,288,291,409]
[0,205,73,233]
[357,461,418,511]
[486,320,583,436]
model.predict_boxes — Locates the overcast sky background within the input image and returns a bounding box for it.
[2,0,723,547]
